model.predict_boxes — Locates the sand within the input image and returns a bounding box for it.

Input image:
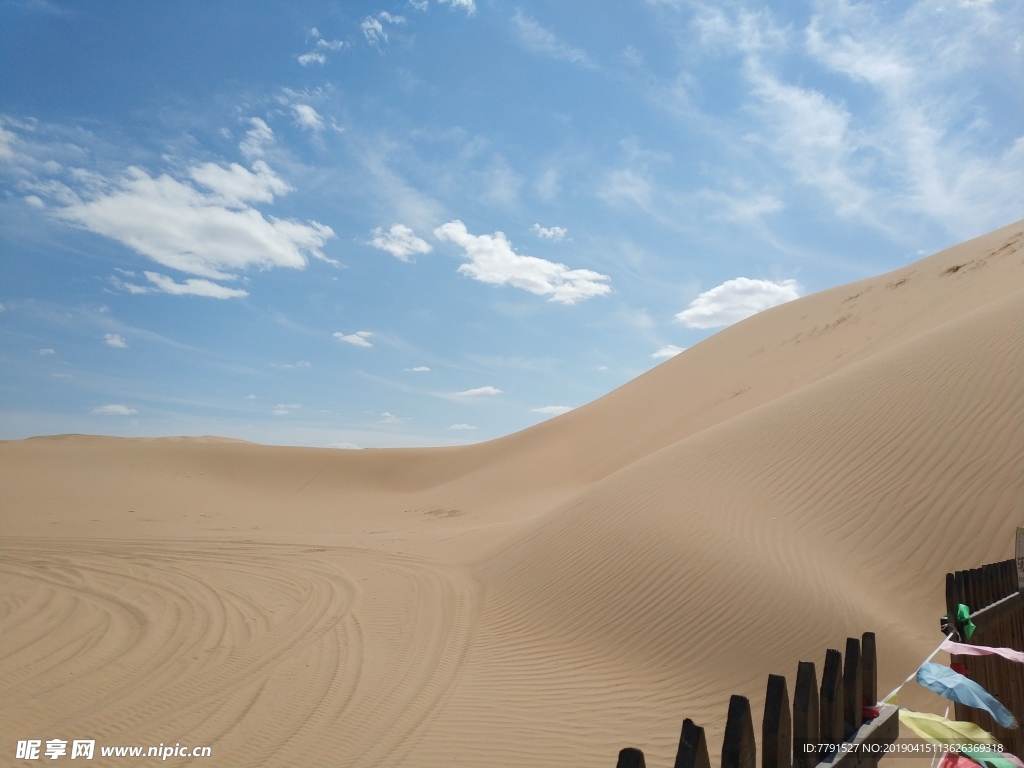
[2,222,1022,767]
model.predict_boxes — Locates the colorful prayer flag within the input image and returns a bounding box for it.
[941,639,1024,664]
[915,663,1017,728]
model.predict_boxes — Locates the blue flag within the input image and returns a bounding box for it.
[916,663,1017,729]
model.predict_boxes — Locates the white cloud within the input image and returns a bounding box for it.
[143,272,249,299]
[273,360,311,369]
[701,5,1024,240]
[437,0,475,14]
[449,423,477,430]
[246,394,257,399]
[434,220,611,304]
[327,441,362,449]
[104,333,128,348]
[369,224,432,261]
[52,373,72,378]
[651,345,686,359]
[532,405,573,415]
[454,386,502,397]
[531,223,567,241]
[0,303,5,312]
[406,365,430,372]
[298,28,348,65]
[380,411,409,424]
[409,0,428,10]
[92,404,137,416]
[58,159,333,281]
[38,348,56,355]
[292,104,324,132]
[512,10,591,66]
[239,118,274,160]
[676,278,800,329]
[272,403,301,416]
[334,331,373,347]
[363,12,405,47]
[188,159,291,206]
[362,17,386,45]
[25,194,44,208]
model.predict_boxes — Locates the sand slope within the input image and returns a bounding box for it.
[2,222,1022,766]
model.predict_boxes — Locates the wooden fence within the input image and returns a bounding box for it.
[615,632,899,768]
[943,558,1024,758]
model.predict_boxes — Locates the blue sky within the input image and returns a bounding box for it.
[1,0,1021,448]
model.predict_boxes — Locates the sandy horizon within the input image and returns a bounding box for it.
[3,221,1022,766]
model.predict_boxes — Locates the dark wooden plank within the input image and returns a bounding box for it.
[794,661,819,768]
[763,674,791,768]
[953,570,968,722]
[722,695,756,768]
[843,638,862,739]
[674,719,711,768]
[861,633,876,708]
[616,747,646,768]
[820,648,844,749]
[945,572,957,636]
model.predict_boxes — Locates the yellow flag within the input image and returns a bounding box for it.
[899,710,998,746]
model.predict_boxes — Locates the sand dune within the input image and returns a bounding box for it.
[2,222,1022,766]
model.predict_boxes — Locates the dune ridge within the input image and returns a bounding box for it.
[2,221,1022,766]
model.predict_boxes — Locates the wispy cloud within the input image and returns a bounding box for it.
[406,365,430,372]
[454,385,502,397]
[651,344,685,359]
[434,220,611,304]
[272,403,301,416]
[292,104,324,132]
[437,0,475,15]
[513,10,592,67]
[239,118,274,160]
[104,333,128,348]
[531,405,572,415]
[697,5,1024,240]
[334,330,373,347]
[676,277,799,329]
[449,423,476,430]
[38,347,56,355]
[363,12,405,48]
[92,404,137,416]
[531,223,567,241]
[139,272,249,299]
[298,27,348,66]
[369,224,432,261]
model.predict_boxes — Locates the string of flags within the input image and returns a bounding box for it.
[882,602,1022,768]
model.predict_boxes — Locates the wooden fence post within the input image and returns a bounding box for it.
[843,637,862,739]
[862,632,877,708]
[616,747,646,768]
[675,719,711,768]
[763,674,791,768]
[820,648,844,749]
[722,695,756,768]
[793,661,819,768]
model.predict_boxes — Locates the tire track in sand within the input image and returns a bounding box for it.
[1,540,477,768]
